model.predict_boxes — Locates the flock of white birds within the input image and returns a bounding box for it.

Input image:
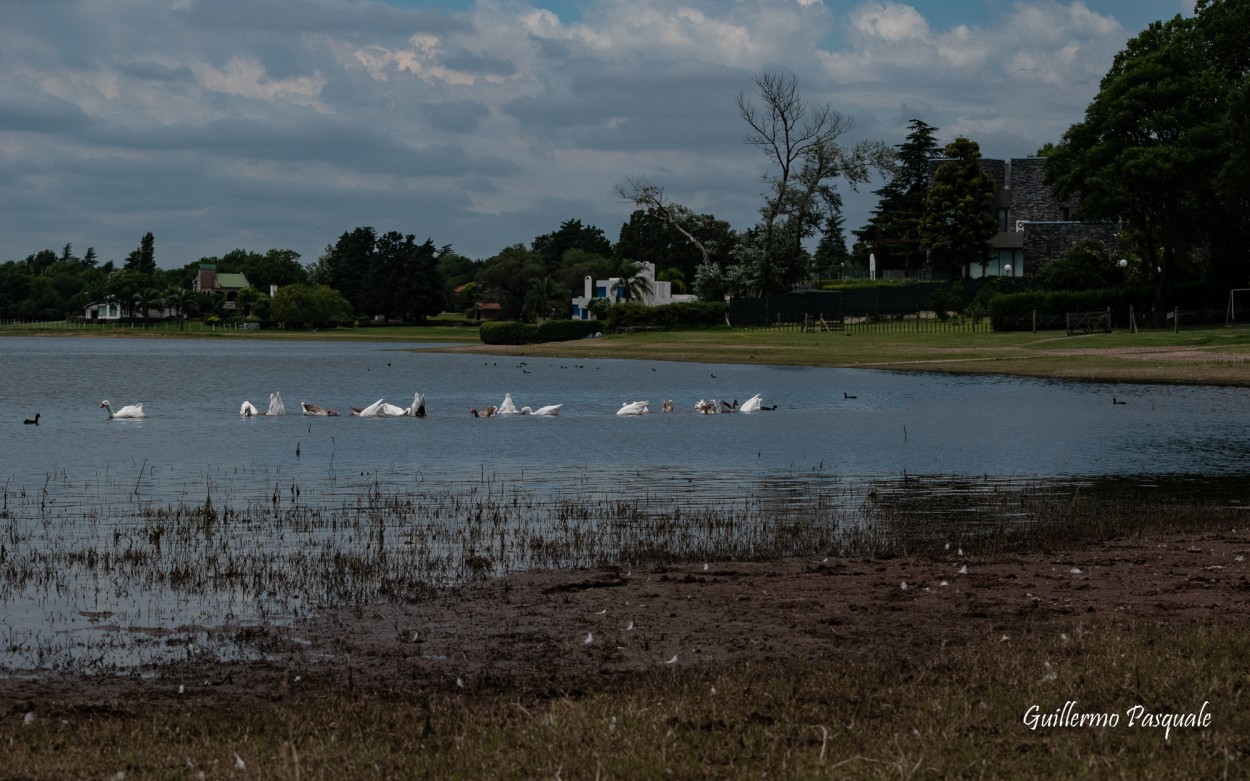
[96,391,773,420]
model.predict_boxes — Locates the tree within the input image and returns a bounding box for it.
[312,228,446,322]
[475,245,545,320]
[614,205,736,289]
[856,118,941,276]
[616,178,715,268]
[124,232,156,274]
[523,276,566,322]
[1045,12,1228,308]
[310,227,375,314]
[554,248,614,299]
[919,137,997,280]
[736,71,890,294]
[812,190,852,277]
[531,220,612,274]
[135,286,163,326]
[164,287,196,330]
[270,284,352,327]
[611,260,653,303]
[1033,239,1124,291]
[241,249,308,291]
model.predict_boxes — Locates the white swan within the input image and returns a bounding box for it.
[378,401,408,416]
[498,393,520,415]
[616,401,649,416]
[301,402,339,416]
[100,401,145,419]
[739,394,764,413]
[267,392,285,416]
[240,400,261,417]
[352,398,388,417]
[521,404,563,416]
[405,392,426,417]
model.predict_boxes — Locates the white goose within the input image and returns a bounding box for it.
[301,402,339,416]
[738,394,764,413]
[498,393,520,415]
[267,392,285,416]
[616,401,649,416]
[240,400,261,417]
[521,404,563,416]
[100,401,145,419]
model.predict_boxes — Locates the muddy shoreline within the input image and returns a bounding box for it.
[5,527,1248,709]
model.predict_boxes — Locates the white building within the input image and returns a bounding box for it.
[571,261,696,320]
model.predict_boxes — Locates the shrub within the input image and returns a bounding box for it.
[479,321,537,345]
[479,320,603,344]
[598,301,728,331]
[535,319,600,342]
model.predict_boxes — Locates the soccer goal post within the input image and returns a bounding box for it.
[1226,289,1250,327]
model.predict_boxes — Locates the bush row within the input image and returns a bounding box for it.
[479,319,601,345]
[595,301,728,331]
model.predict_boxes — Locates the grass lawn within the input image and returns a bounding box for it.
[440,323,1250,386]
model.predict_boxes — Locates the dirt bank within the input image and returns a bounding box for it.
[4,528,1248,709]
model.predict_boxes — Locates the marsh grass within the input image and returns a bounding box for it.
[3,471,1246,672]
[5,622,1246,780]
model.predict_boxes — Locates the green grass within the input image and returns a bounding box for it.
[438,323,1250,386]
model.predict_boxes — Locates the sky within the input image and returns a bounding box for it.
[1,0,1198,269]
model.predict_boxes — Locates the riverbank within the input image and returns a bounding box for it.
[7,319,1250,385]
[437,324,1250,387]
[3,526,1248,779]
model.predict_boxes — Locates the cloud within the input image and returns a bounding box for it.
[0,0,1172,266]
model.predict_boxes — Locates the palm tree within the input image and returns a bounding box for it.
[164,287,195,330]
[135,287,163,328]
[612,260,653,303]
[195,291,225,321]
[524,276,564,322]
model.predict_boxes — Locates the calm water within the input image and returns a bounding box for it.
[2,335,1249,671]
[5,336,1250,493]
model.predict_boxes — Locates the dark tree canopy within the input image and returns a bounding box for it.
[1046,1,1247,306]
[311,227,447,322]
[919,137,996,280]
[856,118,941,275]
[124,232,157,275]
[531,219,612,274]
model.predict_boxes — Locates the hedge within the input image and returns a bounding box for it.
[597,301,728,331]
[479,319,600,345]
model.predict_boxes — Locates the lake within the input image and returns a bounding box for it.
[2,335,1249,671]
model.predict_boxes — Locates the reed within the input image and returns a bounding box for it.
[1,471,1244,672]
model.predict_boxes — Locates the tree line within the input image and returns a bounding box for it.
[4,0,1246,325]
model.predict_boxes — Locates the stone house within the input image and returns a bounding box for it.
[928,157,1119,278]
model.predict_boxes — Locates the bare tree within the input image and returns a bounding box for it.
[738,71,889,293]
[615,176,712,268]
